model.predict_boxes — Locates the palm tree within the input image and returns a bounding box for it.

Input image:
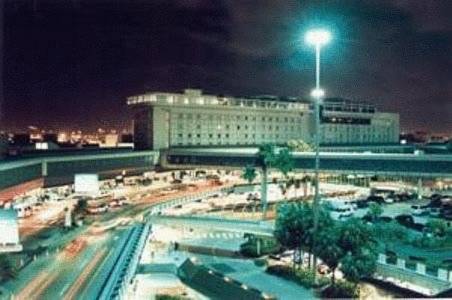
[0,255,16,283]
[294,178,301,199]
[257,144,277,219]
[241,165,257,184]
[285,177,295,200]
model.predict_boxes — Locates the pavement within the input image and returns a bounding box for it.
[136,224,318,300]
[196,255,317,300]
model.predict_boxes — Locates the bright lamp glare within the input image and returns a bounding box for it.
[311,88,325,98]
[305,29,331,46]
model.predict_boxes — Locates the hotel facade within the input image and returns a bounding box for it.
[128,89,399,150]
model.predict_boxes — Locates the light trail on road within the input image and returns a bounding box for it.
[63,247,108,300]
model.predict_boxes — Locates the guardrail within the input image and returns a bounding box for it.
[98,223,151,300]
[144,186,234,219]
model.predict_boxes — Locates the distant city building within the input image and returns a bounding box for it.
[120,133,134,143]
[35,141,59,150]
[128,89,400,150]
[12,133,31,146]
[43,133,58,144]
[102,133,119,147]
[0,134,8,158]
[57,132,69,143]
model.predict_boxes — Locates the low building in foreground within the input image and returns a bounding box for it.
[128,89,399,150]
[0,209,22,253]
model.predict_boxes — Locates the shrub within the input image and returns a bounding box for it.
[155,295,188,300]
[412,235,444,248]
[295,269,329,288]
[266,265,327,289]
[295,268,315,288]
[254,258,267,267]
[266,265,295,280]
[321,280,359,299]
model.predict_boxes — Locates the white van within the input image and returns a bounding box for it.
[411,205,427,216]
[325,199,354,220]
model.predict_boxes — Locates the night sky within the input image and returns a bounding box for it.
[1,0,451,133]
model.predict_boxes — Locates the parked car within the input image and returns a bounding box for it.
[379,216,393,223]
[367,195,385,204]
[395,214,425,231]
[430,193,443,201]
[428,198,443,208]
[396,214,414,226]
[362,215,392,224]
[440,207,452,220]
[441,213,452,221]
[395,193,411,202]
[327,202,354,220]
[356,200,369,208]
[430,207,441,217]
[384,196,395,204]
[411,204,428,216]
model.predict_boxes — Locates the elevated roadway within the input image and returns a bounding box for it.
[164,147,452,178]
[0,150,158,191]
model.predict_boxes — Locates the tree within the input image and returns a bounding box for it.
[274,147,294,178]
[336,219,378,286]
[275,202,333,269]
[284,177,295,199]
[336,218,377,255]
[314,226,343,285]
[340,249,377,285]
[257,144,278,219]
[242,165,257,184]
[367,202,383,222]
[274,202,311,269]
[425,219,448,238]
[257,144,295,219]
[74,198,87,216]
[0,255,16,283]
[314,218,378,292]
[294,178,302,199]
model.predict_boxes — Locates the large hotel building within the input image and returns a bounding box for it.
[128,89,399,150]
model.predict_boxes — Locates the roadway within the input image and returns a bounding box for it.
[164,147,452,177]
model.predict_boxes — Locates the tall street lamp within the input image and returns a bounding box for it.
[305,28,331,276]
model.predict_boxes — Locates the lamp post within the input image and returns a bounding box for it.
[305,29,331,276]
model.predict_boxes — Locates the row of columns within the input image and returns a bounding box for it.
[378,253,452,282]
